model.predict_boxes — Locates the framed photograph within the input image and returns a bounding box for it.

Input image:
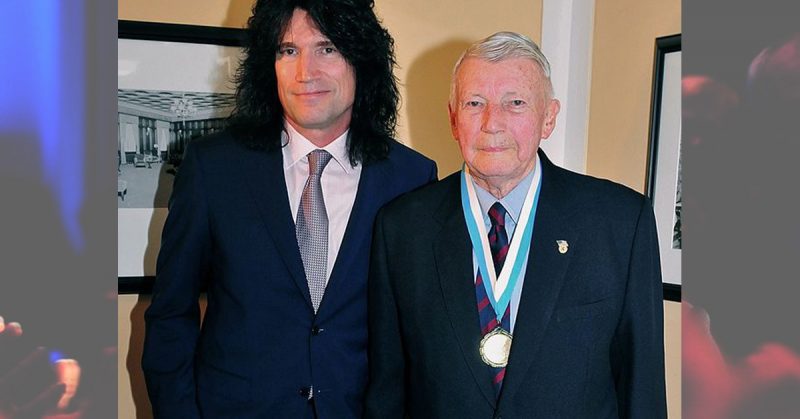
[645,34,681,301]
[117,21,245,293]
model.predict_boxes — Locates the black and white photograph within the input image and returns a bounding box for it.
[117,89,234,208]
[645,34,682,292]
[117,21,243,282]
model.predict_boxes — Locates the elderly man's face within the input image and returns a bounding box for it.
[450,57,559,192]
[275,9,356,146]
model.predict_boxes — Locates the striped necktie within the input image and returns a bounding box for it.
[475,202,511,395]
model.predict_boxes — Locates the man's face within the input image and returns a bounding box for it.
[449,57,559,190]
[275,9,356,145]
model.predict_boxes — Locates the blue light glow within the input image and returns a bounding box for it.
[0,2,85,251]
[48,349,66,365]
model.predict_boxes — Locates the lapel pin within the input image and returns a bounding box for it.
[556,240,569,254]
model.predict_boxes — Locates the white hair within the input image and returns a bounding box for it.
[449,31,554,107]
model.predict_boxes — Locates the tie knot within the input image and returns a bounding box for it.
[308,149,333,177]
[488,202,507,227]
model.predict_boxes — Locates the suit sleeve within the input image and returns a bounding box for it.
[364,209,406,419]
[612,198,668,418]
[141,144,210,419]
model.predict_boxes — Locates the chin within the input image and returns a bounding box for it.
[294,115,332,128]
[472,168,519,183]
[470,160,515,175]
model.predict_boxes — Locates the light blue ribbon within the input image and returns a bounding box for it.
[460,166,542,322]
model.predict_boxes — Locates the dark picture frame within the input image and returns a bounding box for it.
[645,34,681,301]
[118,21,245,294]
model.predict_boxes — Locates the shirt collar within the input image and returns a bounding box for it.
[472,163,537,225]
[282,122,354,173]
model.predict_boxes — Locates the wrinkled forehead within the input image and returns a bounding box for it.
[454,58,549,95]
[463,56,546,76]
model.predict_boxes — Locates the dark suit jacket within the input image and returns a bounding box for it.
[142,131,436,419]
[365,151,666,418]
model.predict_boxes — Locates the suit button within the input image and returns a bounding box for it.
[311,326,322,335]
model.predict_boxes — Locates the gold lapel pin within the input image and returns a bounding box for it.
[556,240,569,254]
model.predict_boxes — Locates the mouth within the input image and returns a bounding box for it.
[294,90,330,98]
[479,146,510,153]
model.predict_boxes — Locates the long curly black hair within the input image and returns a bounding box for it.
[228,0,399,165]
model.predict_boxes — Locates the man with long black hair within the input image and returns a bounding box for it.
[142,1,436,417]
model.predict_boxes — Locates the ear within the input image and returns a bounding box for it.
[540,98,560,139]
[448,103,459,141]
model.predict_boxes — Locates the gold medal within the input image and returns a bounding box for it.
[479,327,512,368]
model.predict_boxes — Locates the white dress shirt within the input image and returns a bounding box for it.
[282,123,362,283]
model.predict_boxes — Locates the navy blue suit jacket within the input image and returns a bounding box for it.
[142,132,436,418]
[365,151,666,418]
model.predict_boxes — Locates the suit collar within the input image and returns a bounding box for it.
[282,124,355,174]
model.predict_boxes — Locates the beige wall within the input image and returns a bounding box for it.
[118,0,253,28]
[586,0,681,192]
[664,301,681,417]
[118,1,679,418]
[118,294,150,419]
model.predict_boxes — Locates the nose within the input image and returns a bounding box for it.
[481,104,505,134]
[295,52,317,82]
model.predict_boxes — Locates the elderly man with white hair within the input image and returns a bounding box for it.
[365,32,667,418]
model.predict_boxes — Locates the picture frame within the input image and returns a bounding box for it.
[645,34,681,301]
[117,20,245,294]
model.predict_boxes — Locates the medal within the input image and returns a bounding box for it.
[479,327,512,367]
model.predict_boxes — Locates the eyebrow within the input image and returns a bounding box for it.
[278,40,335,49]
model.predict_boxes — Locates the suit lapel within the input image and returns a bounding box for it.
[433,175,497,410]
[243,147,313,309]
[319,158,391,313]
[497,153,577,407]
